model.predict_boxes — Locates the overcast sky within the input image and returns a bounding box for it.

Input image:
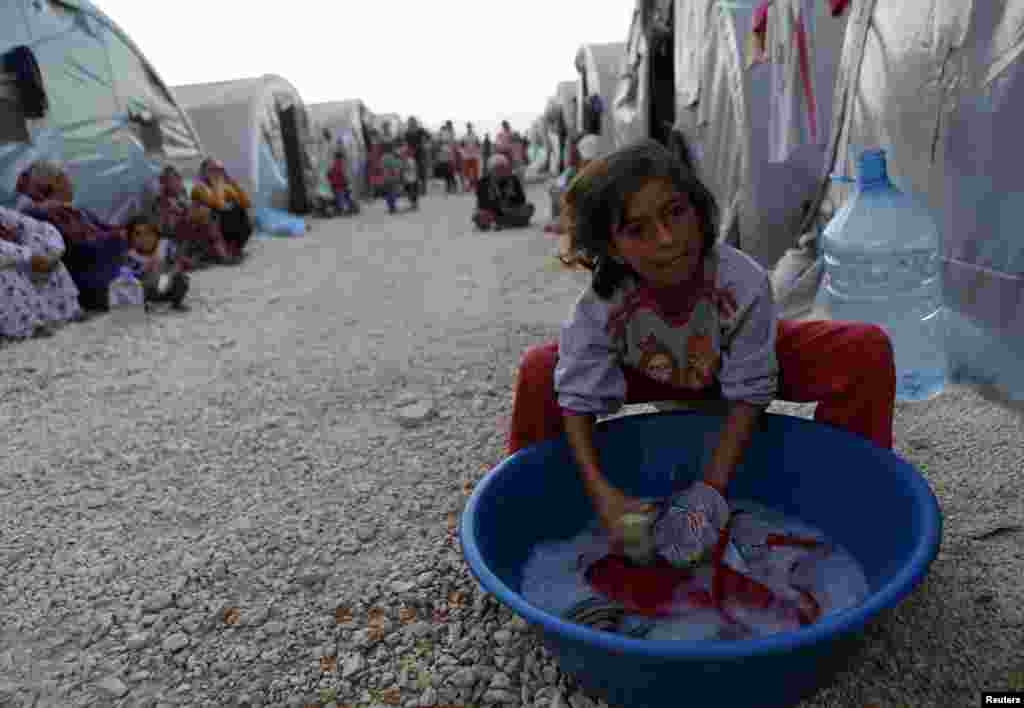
[101,0,633,137]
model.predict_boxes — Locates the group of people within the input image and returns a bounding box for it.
[324,117,535,225]
[0,156,255,344]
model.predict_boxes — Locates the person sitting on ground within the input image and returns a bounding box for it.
[507,139,896,561]
[125,217,190,310]
[379,145,405,214]
[399,145,420,211]
[472,154,535,231]
[328,150,358,216]
[151,165,234,268]
[15,160,130,312]
[191,158,253,260]
[0,206,82,339]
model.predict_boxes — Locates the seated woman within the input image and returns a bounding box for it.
[472,154,535,231]
[16,161,129,312]
[0,206,82,339]
[191,158,253,260]
[151,165,235,267]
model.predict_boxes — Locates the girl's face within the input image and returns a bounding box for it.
[131,224,159,254]
[611,177,703,288]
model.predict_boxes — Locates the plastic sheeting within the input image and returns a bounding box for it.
[172,75,320,211]
[575,42,626,158]
[0,0,204,223]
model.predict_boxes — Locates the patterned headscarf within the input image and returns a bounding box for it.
[197,158,229,187]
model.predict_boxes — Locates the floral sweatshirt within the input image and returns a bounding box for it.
[555,244,779,415]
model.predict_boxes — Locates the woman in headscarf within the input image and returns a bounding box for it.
[0,206,82,339]
[472,154,535,231]
[16,160,130,312]
[191,158,253,260]
[151,165,235,267]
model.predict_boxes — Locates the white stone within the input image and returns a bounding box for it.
[97,675,129,698]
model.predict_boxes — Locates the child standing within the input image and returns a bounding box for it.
[400,146,420,211]
[507,139,896,558]
[328,150,358,216]
[379,146,404,214]
[126,218,190,310]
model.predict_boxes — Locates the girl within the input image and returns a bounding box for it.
[191,158,253,260]
[327,150,358,216]
[399,145,420,211]
[507,139,896,558]
[125,218,190,310]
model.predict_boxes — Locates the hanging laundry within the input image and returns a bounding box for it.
[828,0,851,17]
[763,0,822,162]
[748,0,773,69]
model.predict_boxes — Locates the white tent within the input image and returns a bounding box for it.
[612,0,849,271]
[308,100,372,200]
[0,0,205,223]
[372,113,403,138]
[574,42,626,158]
[173,74,319,213]
[556,80,580,143]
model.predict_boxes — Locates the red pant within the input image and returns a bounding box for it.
[507,319,896,453]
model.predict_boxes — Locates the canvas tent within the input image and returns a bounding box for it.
[612,0,849,271]
[772,0,1024,405]
[0,0,205,223]
[371,113,403,138]
[556,80,580,146]
[574,42,626,158]
[173,74,319,214]
[308,100,372,200]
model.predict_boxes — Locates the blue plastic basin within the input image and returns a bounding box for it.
[460,411,942,708]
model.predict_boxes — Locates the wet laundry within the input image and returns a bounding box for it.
[521,499,869,641]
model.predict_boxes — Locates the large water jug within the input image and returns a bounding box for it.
[816,148,948,401]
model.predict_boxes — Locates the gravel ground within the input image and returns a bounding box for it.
[1,184,1022,708]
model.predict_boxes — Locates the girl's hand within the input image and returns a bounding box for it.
[592,481,656,554]
[30,255,54,273]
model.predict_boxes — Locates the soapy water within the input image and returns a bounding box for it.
[520,500,870,641]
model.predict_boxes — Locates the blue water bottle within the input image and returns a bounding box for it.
[816,147,948,401]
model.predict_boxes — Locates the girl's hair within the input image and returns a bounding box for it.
[558,138,719,299]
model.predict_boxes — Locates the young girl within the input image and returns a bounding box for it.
[507,139,896,559]
[328,150,358,216]
[126,218,190,310]
[399,146,420,211]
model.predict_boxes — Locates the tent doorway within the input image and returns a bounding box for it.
[278,104,310,214]
[648,26,675,146]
